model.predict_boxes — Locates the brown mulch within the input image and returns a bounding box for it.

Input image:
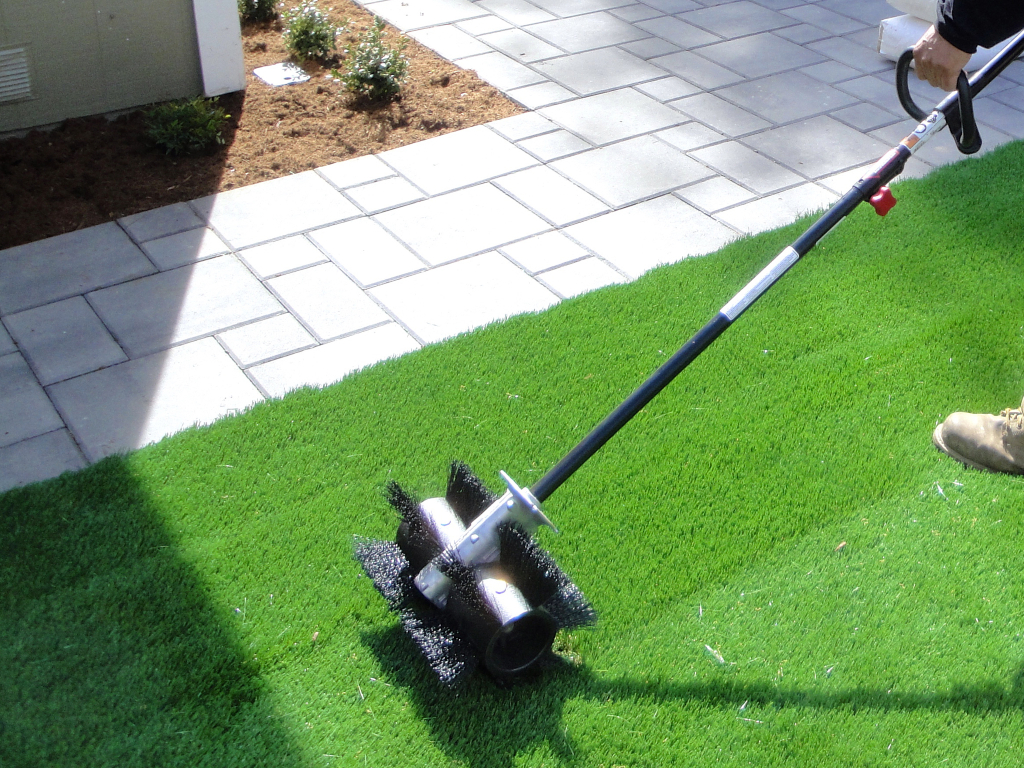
[0,2,522,250]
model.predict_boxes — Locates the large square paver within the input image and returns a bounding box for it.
[680,1,794,36]
[744,115,892,177]
[380,125,537,195]
[538,257,625,298]
[455,51,548,90]
[696,33,824,78]
[669,92,771,136]
[690,141,804,194]
[0,322,16,355]
[526,12,649,53]
[479,28,563,62]
[634,16,720,48]
[48,337,264,462]
[0,352,65,448]
[529,0,631,17]
[715,183,838,235]
[500,230,591,272]
[0,429,87,493]
[564,195,736,277]
[267,262,390,340]
[410,25,493,59]
[4,296,128,386]
[494,165,609,226]
[0,223,156,315]
[477,0,557,25]
[374,184,551,266]
[120,203,204,243]
[238,236,328,279]
[370,252,558,344]
[532,47,664,94]
[191,171,361,249]
[539,88,685,145]
[650,51,745,90]
[217,314,316,367]
[89,255,284,358]
[716,71,858,123]
[364,0,487,29]
[309,218,426,286]
[550,136,713,207]
[141,227,231,270]
[248,323,421,399]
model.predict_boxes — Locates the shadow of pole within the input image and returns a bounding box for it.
[0,457,305,766]
[363,625,1024,768]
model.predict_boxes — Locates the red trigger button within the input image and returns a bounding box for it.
[869,186,897,216]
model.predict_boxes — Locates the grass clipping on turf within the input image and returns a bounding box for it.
[3,141,1024,767]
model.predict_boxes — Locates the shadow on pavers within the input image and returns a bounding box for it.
[0,458,304,767]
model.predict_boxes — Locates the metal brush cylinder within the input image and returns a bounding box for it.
[446,564,557,678]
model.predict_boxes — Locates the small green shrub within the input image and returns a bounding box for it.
[145,97,231,156]
[237,0,277,22]
[333,17,409,101]
[282,1,342,62]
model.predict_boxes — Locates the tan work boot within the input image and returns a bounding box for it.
[933,396,1024,474]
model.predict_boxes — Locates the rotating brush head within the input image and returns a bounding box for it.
[354,462,595,686]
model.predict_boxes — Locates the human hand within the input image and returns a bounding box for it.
[913,25,972,91]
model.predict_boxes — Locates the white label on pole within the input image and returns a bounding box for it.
[721,246,800,321]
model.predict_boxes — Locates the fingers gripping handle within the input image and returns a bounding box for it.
[896,49,981,155]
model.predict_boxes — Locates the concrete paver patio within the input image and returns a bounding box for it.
[3,0,1024,491]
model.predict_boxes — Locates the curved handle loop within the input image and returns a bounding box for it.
[896,49,981,154]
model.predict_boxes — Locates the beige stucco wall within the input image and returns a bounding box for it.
[0,0,204,133]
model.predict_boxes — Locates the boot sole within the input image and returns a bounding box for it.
[932,423,1024,475]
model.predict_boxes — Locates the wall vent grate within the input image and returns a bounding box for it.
[0,47,32,104]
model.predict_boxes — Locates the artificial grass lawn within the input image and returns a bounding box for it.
[4,140,1024,767]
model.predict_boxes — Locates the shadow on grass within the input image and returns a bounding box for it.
[364,626,1024,768]
[0,458,303,767]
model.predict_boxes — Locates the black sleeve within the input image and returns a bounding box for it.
[937,0,1024,53]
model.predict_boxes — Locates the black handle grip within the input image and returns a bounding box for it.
[896,49,981,154]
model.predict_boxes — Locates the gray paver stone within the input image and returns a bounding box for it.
[217,314,316,367]
[89,255,284,358]
[48,338,264,462]
[564,195,736,277]
[380,125,537,195]
[192,171,361,249]
[120,203,204,243]
[267,262,390,340]
[0,223,156,316]
[308,217,426,286]
[238,236,328,280]
[539,87,685,145]
[373,184,551,266]
[369,252,558,344]
[0,352,65,448]
[4,296,128,386]
[494,165,610,226]
[538,257,625,298]
[0,429,87,493]
[551,135,713,207]
[531,47,664,95]
[248,323,421,399]
[142,227,231,271]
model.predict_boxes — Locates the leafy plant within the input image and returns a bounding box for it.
[237,0,277,22]
[333,16,409,101]
[281,1,342,62]
[144,97,231,156]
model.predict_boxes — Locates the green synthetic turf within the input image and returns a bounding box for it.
[3,140,1024,767]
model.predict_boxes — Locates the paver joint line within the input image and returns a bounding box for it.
[3,0,1020,490]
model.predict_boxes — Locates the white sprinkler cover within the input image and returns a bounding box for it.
[253,62,310,87]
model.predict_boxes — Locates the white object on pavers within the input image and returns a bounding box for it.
[885,0,936,23]
[878,15,1013,71]
[253,62,311,86]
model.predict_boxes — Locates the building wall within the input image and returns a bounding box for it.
[0,0,207,133]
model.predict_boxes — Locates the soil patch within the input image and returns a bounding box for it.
[0,2,522,250]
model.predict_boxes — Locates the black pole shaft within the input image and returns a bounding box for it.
[529,30,1024,504]
[530,150,911,505]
